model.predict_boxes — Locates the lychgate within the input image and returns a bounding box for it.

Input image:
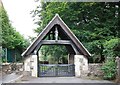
[22,14,91,77]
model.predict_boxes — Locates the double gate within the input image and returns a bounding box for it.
[39,64,75,77]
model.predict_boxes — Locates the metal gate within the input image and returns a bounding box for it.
[39,64,75,77]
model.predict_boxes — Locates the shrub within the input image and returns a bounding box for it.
[101,57,116,80]
[101,38,120,80]
[103,38,120,57]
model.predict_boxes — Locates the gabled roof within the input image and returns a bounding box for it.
[22,14,91,57]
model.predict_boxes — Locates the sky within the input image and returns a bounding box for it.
[2,0,39,38]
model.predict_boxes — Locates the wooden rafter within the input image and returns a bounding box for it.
[22,14,91,57]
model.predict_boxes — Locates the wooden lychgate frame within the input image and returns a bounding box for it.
[22,14,91,77]
[22,14,91,57]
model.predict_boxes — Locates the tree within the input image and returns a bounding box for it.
[32,1,120,79]
[40,45,68,64]
[32,2,120,64]
[0,4,30,62]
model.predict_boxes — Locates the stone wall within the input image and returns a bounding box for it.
[2,63,23,74]
[116,57,120,82]
[88,63,103,77]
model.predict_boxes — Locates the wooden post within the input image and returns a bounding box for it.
[68,54,74,64]
[37,51,39,77]
[116,57,120,83]
[52,30,55,40]
[48,33,51,40]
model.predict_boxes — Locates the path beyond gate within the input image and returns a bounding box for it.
[39,64,75,77]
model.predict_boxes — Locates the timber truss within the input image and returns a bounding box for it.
[22,14,91,57]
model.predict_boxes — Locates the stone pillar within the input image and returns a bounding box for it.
[31,55,38,77]
[24,55,38,77]
[74,55,88,77]
[24,55,31,72]
[68,54,74,64]
[116,57,120,82]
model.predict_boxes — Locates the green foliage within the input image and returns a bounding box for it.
[0,6,30,62]
[0,6,29,52]
[31,2,120,79]
[103,38,120,57]
[40,45,68,64]
[86,40,105,63]
[101,38,120,80]
[32,2,120,64]
[101,57,116,80]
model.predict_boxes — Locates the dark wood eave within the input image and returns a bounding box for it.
[21,14,91,57]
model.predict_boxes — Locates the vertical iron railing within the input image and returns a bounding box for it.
[39,64,75,77]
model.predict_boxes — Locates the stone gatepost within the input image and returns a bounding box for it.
[24,55,38,77]
[74,55,88,77]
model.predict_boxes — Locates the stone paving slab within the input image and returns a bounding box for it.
[15,77,114,83]
[0,73,23,84]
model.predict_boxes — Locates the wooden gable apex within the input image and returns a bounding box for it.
[22,14,91,57]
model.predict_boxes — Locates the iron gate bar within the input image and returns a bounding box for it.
[39,64,75,77]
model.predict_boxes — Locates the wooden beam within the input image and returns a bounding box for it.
[33,40,80,55]
[25,18,57,56]
[22,14,91,57]
[41,40,72,45]
[57,17,91,56]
